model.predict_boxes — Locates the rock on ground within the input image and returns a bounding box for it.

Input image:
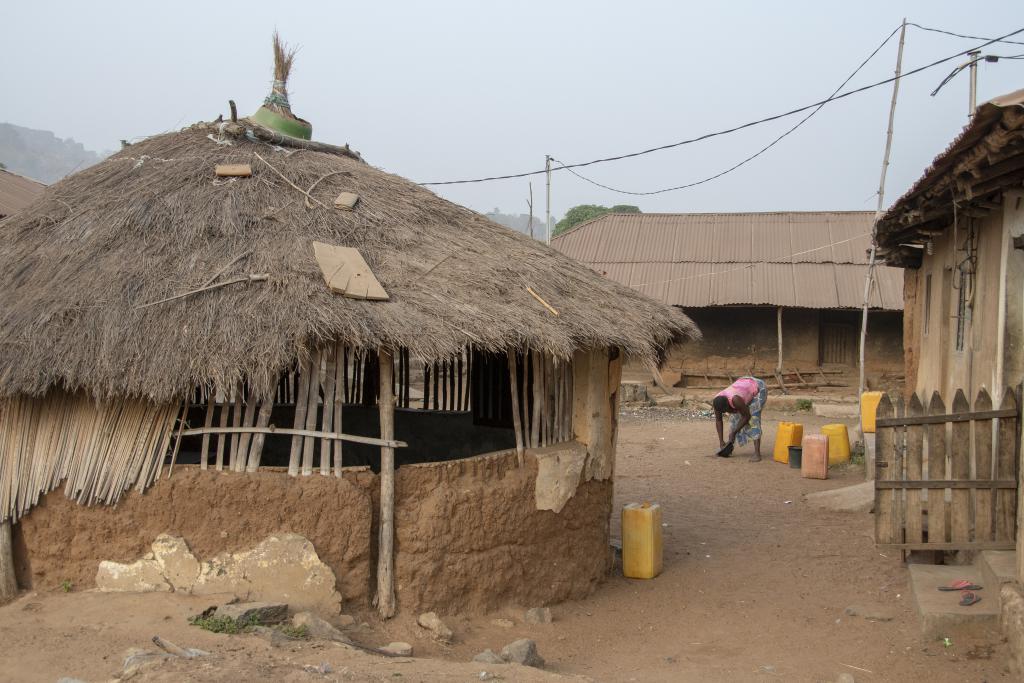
[292,611,351,643]
[835,673,856,683]
[418,611,454,643]
[381,642,414,656]
[151,534,200,591]
[491,618,514,628]
[250,625,294,648]
[473,649,505,664]
[214,601,288,625]
[525,607,552,624]
[501,639,545,668]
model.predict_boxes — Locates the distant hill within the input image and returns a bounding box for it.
[0,123,110,184]
[484,208,548,239]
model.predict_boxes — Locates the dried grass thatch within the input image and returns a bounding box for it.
[266,31,297,117]
[0,123,698,402]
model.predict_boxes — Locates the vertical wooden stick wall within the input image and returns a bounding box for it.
[376,349,397,619]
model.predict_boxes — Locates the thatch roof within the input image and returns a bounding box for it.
[0,123,698,401]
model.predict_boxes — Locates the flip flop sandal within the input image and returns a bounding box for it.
[937,580,983,591]
[959,591,981,607]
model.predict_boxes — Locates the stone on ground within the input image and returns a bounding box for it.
[843,604,895,622]
[121,648,174,676]
[96,558,171,593]
[215,601,288,625]
[473,649,505,664]
[805,481,874,513]
[250,625,293,648]
[292,611,352,643]
[417,611,454,643]
[381,642,414,656]
[501,638,544,668]
[835,674,856,683]
[491,618,514,628]
[524,607,552,624]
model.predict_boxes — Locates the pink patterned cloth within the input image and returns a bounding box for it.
[716,377,759,409]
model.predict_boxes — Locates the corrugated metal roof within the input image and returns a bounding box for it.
[0,169,45,218]
[552,211,903,310]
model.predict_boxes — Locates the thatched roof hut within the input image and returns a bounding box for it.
[0,43,697,614]
[0,124,695,402]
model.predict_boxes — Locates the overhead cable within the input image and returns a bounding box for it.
[549,24,902,195]
[419,25,1024,187]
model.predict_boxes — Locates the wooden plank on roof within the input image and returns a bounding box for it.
[215,164,252,177]
[312,241,389,301]
[334,192,359,210]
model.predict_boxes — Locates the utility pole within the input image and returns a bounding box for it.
[859,18,905,477]
[527,182,535,240]
[545,155,552,244]
[968,50,980,117]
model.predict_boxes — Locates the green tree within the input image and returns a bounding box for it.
[553,204,640,236]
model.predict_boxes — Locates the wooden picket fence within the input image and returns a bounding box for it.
[874,387,1020,551]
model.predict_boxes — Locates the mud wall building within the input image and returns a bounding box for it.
[552,211,904,388]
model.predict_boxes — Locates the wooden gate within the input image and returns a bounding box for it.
[874,388,1020,551]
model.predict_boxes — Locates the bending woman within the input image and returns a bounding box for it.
[712,376,768,462]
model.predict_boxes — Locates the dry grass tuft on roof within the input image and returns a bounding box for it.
[0,124,697,402]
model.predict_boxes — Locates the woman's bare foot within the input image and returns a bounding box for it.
[749,454,762,462]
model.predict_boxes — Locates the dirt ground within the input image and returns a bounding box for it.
[0,407,1013,682]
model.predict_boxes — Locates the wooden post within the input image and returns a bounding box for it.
[904,393,924,545]
[246,395,275,472]
[950,390,971,544]
[508,351,525,465]
[995,389,1018,542]
[215,391,229,471]
[321,347,337,475]
[776,307,783,376]
[289,360,311,476]
[235,393,258,473]
[200,393,215,469]
[376,349,397,619]
[974,389,994,543]
[874,395,896,544]
[531,352,542,448]
[302,350,322,476]
[0,519,16,604]
[229,383,243,469]
[333,343,345,476]
[926,392,949,545]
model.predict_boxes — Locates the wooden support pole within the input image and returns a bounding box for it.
[333,343,345,476]
[235,393,258,472]
[246,396,275,472]
[215,393,229,471]
[321,347,338,475]
[0,519,16,604]
[302,350,322,476]
[229,383,243,469]
[508,351,525,465]
[530,352,542,448]
[289,361,311,476]
[776,306,784,375]
[200,393,215,469]
[376,349,397,619]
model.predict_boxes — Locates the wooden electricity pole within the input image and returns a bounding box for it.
[545,155,552,244]
[859,18,906,450]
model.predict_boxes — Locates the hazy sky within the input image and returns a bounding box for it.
[3,1,1022,223]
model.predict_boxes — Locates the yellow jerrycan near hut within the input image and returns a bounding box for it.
[622,502,663,579]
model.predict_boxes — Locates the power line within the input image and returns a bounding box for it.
[550,24,903,196]
[907,22,1024,46]
[419,25,1024,187]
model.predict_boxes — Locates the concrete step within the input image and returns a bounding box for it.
[909,564,1001,639]
[978,550,1017,592]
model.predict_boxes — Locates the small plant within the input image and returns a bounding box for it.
[188,613,258,634]
[60,580,72,593]
[277,623,310,640]
[795,399,813,412]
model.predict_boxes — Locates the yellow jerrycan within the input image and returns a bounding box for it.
[860,391,884,433]
[821,423,851,465]
[622,502,663,579]
[773,422,803,463]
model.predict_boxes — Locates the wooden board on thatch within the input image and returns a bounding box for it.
[215,164,252,177]
[334,192,359,210]
[312,241,389,301]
